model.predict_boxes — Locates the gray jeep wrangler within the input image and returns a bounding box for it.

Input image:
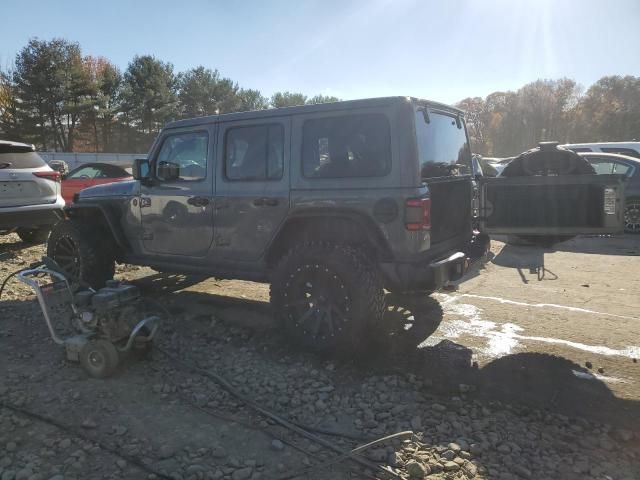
[47,97,626,351]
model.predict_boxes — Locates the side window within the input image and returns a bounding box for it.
[613,162,632,176]
[569,148,593,153]
[302,114,391,178]
[156,131,208,181]
[225,124,284,180]
[69,166,101,179]
[589,160,615,174]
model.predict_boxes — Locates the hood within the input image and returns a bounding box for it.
[79,179,139,199]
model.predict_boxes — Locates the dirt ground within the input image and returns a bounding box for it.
[1,232,639,480]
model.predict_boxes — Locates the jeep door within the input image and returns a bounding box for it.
[139,127,216,257]
[213,118,290,261]
[478,174,625,235]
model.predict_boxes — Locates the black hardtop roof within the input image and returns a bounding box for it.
[165,96,463,130]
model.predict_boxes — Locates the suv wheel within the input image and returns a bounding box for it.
[624,198,640,233]
[270,242,384,353]
[47,219,115,288]
[16,227,50,244]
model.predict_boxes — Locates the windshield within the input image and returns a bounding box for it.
[415,107,472,179]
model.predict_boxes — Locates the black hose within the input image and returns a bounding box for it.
[0,400,174,480]
[0,269,22,301]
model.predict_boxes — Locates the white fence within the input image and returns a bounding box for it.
[38,152,147,170]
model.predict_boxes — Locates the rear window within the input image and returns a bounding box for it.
[0,151,47,170]
[302,114,391,178]
[415,107,472,179]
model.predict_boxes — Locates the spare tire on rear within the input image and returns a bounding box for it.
[501,142,594,248]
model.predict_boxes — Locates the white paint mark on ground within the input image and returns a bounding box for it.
[432,294,640,360]
[572,370,629,384]
[453,293,640,321]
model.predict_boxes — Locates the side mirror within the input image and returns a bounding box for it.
[132,158,150,180]
[156,161,180,182]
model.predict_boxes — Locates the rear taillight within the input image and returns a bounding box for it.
[405,197,431,231]
[33,171,61,183]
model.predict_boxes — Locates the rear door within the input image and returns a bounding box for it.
[213,117,290,261]
[479,174,625,235]
[0,149,58,207]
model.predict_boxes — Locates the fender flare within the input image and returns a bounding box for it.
[64,203,128,250]
[265,208,393,264]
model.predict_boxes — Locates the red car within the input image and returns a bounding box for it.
[62,163,132,204]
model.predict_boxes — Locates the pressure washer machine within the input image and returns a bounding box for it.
[16,258,159,378]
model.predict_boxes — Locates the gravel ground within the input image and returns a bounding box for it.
[1,233,639,480]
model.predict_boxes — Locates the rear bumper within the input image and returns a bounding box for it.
[380,234,490,292]
[381,250,469,291]
[0,197,65,230]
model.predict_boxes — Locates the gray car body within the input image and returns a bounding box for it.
[69,96,626,289]
[72,97,467,287]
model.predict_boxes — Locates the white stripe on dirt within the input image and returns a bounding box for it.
[446,293,640,321]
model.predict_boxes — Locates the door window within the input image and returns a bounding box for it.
[588,159,632,176]
[224,124,284,180]
[156,131,209,181]
[302,114,391,178]
[68,166,102,179]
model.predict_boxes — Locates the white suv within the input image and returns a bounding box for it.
[561,142,640,159]
[0,141,65,243]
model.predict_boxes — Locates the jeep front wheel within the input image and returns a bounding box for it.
[47,219,115,288]
[270,242,384,353]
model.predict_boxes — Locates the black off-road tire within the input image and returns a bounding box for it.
[47,219,115,288]
[79,339,119,378]
[270,242,384,353]
[16,227,50,244]
[624,198,640,233]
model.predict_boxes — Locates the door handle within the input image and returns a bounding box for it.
[187,196,210,207]
[253,197,279,207]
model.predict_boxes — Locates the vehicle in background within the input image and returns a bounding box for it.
[48,160,70,177]
[61,163,132,204]
[0,141,65,243]
[562,142,640,159]
[578,152,640,233]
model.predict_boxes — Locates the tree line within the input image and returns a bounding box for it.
[458,76,640,157]
[1,38,639,156]
[0,38,338,153]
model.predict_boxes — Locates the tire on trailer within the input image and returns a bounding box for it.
[16,226,50,244]
[270,242,384,354]
[47,218,115,288]
[501,144,595,247]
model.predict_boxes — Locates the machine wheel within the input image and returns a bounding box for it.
[79,339,119,378]
[624,198,640,233]
[47,219,115,288]
[17,227,50,244]
[270,242,384,353]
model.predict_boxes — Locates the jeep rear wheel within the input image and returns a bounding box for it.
[47,219,115,288]
[270,242,384,353]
